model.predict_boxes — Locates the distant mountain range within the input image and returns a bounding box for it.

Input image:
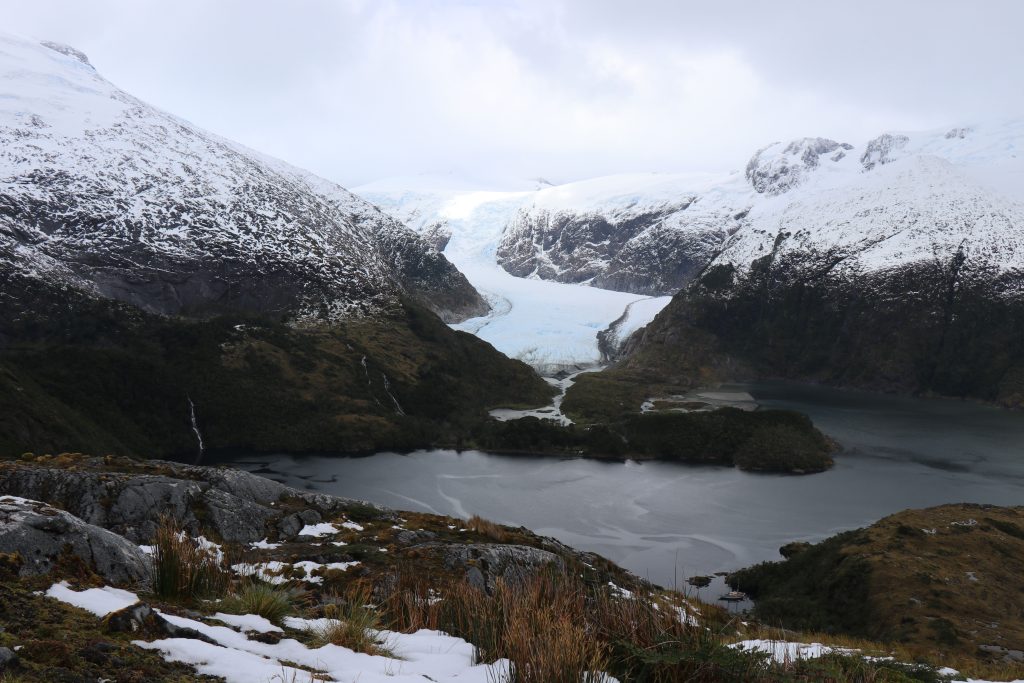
[360,119,1024,300]
[360,119,1024,404]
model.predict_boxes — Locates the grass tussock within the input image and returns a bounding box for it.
[219,580,306,626]
[466,515,508,542]
[310,583,393,657]
[377,568,444,633]
[150,516,229,603]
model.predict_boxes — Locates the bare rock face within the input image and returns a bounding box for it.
[860,133,910,170]
[40,40,92,66]
[0,495,150,585]
[745,137,853,195]
[496,202,734,296]
[420,221,453,253]
[0,456,383,545]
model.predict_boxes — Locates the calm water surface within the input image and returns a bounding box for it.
[216,382,1024,594]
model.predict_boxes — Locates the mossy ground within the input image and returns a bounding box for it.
[0,569,217,682]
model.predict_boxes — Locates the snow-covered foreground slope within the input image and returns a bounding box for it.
[0,33,483,323]
[48,582,1020,683]
[47,582,517,683]
[357,178,671,372]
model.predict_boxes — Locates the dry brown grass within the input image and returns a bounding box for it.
[373,565,971,682]
[311,583,394,657]
[466,514,508,542]
[150,515,229,603]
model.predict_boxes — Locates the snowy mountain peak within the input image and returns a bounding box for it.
[40,40,92,67]
[746,137,853,195]
[0,32,485,323]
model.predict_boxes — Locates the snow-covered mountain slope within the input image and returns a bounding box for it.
[717,121,1024,288]
[496,173,745,295]
[356,178,672,372]
[362,118,1024,303]
[361,172,747,297]
[620,120,1024,404]
[0,33,485,323]
[362,118,1024,394]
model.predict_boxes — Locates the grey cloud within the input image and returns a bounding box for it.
[5,0,1022,186]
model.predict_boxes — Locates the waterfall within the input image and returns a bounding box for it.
[360,355,384,409]
[187,395,205,465]
[382,373,405,416]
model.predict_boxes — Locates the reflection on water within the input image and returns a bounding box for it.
[215,382,1024,591]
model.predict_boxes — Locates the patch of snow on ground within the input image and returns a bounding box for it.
[211,612,283,634]
[231,561,292,585]
[730,639,854,662]
[45,582,139,617]
[138,610,514,683]
[232,560,360,585]
[298,522,340,537]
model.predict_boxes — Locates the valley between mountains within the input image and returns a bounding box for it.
[1,32,1024,683]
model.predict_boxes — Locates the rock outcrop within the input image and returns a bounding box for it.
[0,495,150,585]
[496,201,734,295]
[745,137,852,195]
[0,456,383,545]
[421,542,565,593]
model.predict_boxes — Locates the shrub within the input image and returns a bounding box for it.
[377,566,444,632]
[734,424,833,473]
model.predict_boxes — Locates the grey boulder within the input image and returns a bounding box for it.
[0,495,150,586]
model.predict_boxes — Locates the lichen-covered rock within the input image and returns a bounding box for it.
[0,495,150,585]
[419,542,565,593]
[0,456,380,545]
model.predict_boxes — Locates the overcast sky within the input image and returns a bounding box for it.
[7,0,1023,187]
